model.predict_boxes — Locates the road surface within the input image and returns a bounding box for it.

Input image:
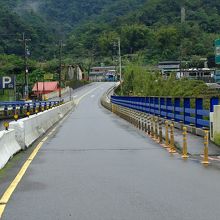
[1,82,220,220]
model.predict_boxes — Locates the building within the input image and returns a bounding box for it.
[158,61,217,83]
[89,66,117,82]
[176,68,215,82]
[158,61,181,76]
[32,81,59,96]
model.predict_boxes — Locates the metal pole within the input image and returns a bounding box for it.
[118,38,122,82]
[202,130,210,165]
[14,75,16,101]
[59,40,63,100]
[180,6,185,79]
[43,79,45,101]
[20,33,31,100]
[36,81,39,100]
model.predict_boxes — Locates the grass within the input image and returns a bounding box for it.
[0,90,15,101]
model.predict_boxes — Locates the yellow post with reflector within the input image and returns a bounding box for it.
[202,130,210,165]
[169,123,176,153]
[182,127,189,159]
[3,121,9,131]
[165,121,169,147]
[14,114,19,121]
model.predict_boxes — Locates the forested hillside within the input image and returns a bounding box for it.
[0,0,220,63]
[65,0,220,63]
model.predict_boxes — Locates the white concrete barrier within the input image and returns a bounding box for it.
[43,87,70,100]
[0,129,21,169]
[10,101,74,149]
[210,105,220,145]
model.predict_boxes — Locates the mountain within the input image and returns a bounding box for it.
[0,0,220,63]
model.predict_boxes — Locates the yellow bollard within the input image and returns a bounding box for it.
[144,116,147,133]
[182,127,189,159]
[165,121,169,147]
[14,114,19,121]
[169,123,176,153]
[141,115,145,131]
[159,120,163,144]
[150,117,154,137]
[3,121,9,131]
[147,117,151,135]
[154,117,158,140]
[202,130,210,165]
[112,104,115,113]
[138,114,141,129]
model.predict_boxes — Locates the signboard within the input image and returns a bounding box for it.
[44,74,54,80]
[215,39,220,64]
[0,76,15,89]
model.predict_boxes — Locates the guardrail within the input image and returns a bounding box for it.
[111,96,219,128]
[0,101,62,119]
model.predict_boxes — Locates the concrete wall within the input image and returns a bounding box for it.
[10,101,74,149]
[0,129,21,169]
[43,87,70,100]
[0,101,74,169]
[210,105,220,145]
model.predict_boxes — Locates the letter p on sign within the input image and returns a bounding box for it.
[3,77,12,89]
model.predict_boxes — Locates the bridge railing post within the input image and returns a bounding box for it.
[196,98,203,128]
[184,98,191,125]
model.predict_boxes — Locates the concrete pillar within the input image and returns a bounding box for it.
[210,105,220,145]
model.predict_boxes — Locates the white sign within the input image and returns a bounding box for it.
[0,76,15,89]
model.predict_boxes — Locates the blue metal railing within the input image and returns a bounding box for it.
[111,96,220,128]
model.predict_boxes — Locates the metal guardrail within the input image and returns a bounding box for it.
[111,96,219,128]
[0,101,62,119]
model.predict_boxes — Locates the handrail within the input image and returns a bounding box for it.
[111,96,219,128]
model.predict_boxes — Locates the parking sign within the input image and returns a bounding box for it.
[0,76,15,89]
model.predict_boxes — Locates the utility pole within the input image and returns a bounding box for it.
[118,38,122,83]
[59,40,63,100]
[19,33,31,100]
[180,6,186,78]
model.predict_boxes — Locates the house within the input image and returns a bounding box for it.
[158,61,181,76]
[32,81,59,96]
[176,68,215,82]
[89,66,117,81]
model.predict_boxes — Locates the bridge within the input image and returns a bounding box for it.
[0,82,220,219]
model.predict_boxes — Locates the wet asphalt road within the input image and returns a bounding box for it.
[2,82,220,220]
